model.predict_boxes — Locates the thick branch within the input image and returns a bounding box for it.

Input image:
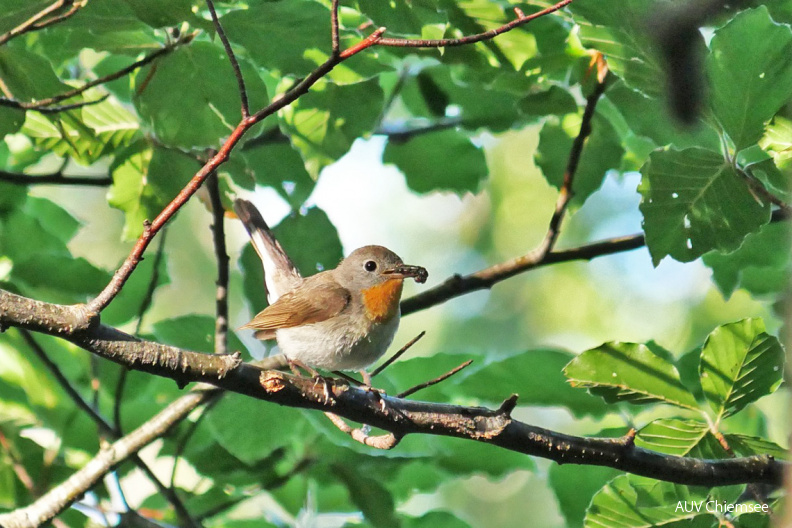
[0,287,784,493]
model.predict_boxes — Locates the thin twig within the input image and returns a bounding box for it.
[113,231,168,434]
[331,0,340,55]
[371,331,426,377]
[0,0,78,46]
[0,169,112,186]
[324,412,402,449]
[19,330,198,527]
[397,360,473,398]
[0,94,109,113]
[206,171,230,355]
[375,0,574,48]
[206,0,249,117]
[540,59,610,255]
[0,33,194,110]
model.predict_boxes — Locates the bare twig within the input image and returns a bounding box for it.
[0,33,194,110]
[371,331,426,377]
[324,412,402,449]
[0,94,109,113]
[397,359,473,398]
[0,0,85,47]
[206,171,230,355]
[0,389,215,528]
[18,329,199,528]
[0,169,112,186]
[375,0,574,48]
[540,58,610,255]
[331,0,341,55]
[206,0,249,117]
[402,208,789,316]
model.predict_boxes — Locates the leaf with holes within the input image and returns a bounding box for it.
[639,147,771,265]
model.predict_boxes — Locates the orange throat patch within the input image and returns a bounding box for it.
[361,279,404,323]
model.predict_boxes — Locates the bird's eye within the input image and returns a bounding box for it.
[364,260,377,272]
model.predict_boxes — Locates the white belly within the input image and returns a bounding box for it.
[276,314,400,371]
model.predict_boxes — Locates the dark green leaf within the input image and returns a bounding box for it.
[639,147,771,264]
[334,465,399,528]
[242,142,315,208]
[135,41,269,148]
[535,113,624,205]
[703,221,792,298]
[384,129,487,195]
[273,207,343,277]
[280,78,384,178]
[707,7,792,150]
[221,1,330,76]
[549,463,621,527]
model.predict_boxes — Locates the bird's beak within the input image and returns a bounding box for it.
[383,264,428,284]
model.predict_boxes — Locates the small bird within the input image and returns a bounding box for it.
[234,199,427,378]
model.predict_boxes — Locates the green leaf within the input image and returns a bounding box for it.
[635,419,713,457]
[535,113,624,205]
[334,465,399,528]
[0,47,72,101]
[571,0,668,98]
[135,41,269,148]
[101,252,170,327]
[549,463,622,527]
[707,7,792,151]
[699,319,785,420]
[205,393,304,465]
[280,77,383,178]
[241,142,315,208]
[518,85,578,119]
[0,106,25,139]
[564,342,699,410]
[107,143,200,239]
[240,243,269,315]
[639,147,771,265]
[703,221,792,298]
[725,434,789,460]
[383,129,487,195]
[221,0,330,76]
[272,207,343,277]
[151,315,244,355]
[605,81,721,151]
[403,511,472,528]
[760,115,792,173]
[412,349,610,418]
[399,66,522,132]
[585,475,712,528]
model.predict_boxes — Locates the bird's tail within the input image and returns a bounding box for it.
[233,199,302,302]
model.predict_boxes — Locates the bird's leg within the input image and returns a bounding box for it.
[287,358,332,404]
[360,369,387,412]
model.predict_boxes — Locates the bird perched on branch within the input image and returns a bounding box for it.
[234,199,427,382]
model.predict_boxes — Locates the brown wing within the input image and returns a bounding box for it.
[240,281,351,340]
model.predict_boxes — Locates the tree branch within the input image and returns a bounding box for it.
[0,0,86,47]
[0,33,194,111]
[0,287,784,500]
[206,0,249,117]
[0,389,214,528]
[374,0,574,48]
[0,169,112,187]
